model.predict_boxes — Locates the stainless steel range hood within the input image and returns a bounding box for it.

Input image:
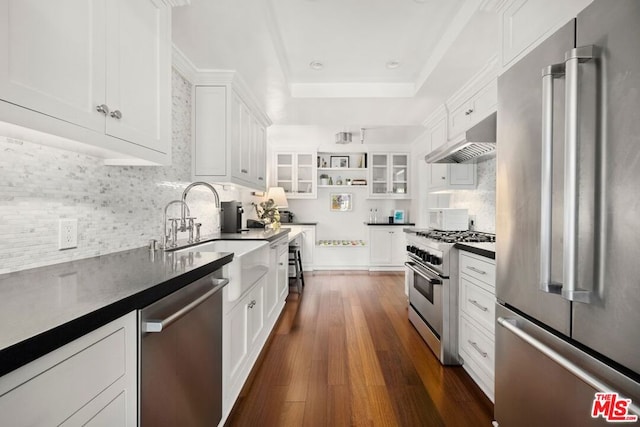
[424,112,496,164]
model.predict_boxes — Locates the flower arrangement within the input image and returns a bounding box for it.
[252,198,281,228]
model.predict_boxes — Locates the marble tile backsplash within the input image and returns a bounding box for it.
[449,157,496,233]
[0,70,243,274]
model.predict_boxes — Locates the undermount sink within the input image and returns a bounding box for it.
[176,240,269,302]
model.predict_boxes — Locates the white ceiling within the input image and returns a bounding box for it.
[172,0,499,141]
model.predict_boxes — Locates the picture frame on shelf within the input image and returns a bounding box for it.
[330,156,349,168]
[330,193,353,211]
[393,209,405,223]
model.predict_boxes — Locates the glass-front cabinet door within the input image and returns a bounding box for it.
[391,154,408,196]
[370,154,389,196]
[274,153,294,194]
[272,152,316,198]
[368,153,409,199]
[295,153,314,195]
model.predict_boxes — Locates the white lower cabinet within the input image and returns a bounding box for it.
[222,236,289,424]
[278,242,289,301]
[0,312,137,426]
[458,250,496,402]
[369,226,406,270]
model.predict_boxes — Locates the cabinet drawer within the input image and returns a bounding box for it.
[460,276,496,335]
[459,313,495,380]
[0,324,127,426]
[459,252,495,288]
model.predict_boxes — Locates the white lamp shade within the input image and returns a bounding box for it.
[266,187,288,209]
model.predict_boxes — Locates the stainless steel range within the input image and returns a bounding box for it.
[405,229,495,365]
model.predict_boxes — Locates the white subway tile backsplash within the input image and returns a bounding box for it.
[449,157,496,233]
[0,70,233,274]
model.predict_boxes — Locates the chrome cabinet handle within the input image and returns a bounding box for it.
[467,340,487,358]
[248,300,257,309]
[468,299,488,312]
[562,46,595,304]
[497,316,640,417]
[241,169,248,174]
[110,110,122,120]
[142,278,229,333]
[258,177,264,181]
[540,63,565,295]
[466,266,486,275]
[96,104,109,115]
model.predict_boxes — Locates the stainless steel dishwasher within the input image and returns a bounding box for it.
[139,271,228,427]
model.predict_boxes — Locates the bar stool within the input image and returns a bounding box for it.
[288,245,304,293]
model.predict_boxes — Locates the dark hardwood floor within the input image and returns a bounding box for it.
[226,272,494,426]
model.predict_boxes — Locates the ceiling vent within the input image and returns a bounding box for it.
[335,132,352,144]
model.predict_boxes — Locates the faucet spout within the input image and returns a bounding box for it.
[182,181,221,209]
[181,182,221,230]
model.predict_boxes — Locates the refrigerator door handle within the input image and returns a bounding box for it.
[562,46,596,304]
[540,63,565,294]
[497,316,640,417]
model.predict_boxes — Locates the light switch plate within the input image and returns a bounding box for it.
[59,219,78,250]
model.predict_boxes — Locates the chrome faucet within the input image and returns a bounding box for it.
[181,181,221,231]
[162,200,191,249]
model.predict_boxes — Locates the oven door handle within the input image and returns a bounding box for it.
[405,262,442,285]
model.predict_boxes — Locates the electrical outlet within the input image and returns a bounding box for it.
[59,219,78,250]
[468,215,476,230]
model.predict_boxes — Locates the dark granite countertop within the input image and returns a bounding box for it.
[0,229,290,377]
[280,222,318,226]
[455,242,496,260]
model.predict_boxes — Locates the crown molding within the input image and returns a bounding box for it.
[172,45,272,126]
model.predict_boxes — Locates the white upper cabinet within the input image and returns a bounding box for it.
[193,80,270,192]
[499,0,594,73]
[368,153,410,199]
[104,0,171,155]
[0,0,171,165]
[272,151,316,198]
[424,108,477,192]
[447,79,497,140]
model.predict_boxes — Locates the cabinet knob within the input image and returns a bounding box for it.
[110,110,122,120]
[241,169,248,174]
[96,104,109,115]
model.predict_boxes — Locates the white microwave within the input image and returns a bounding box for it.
[428,208,469,231]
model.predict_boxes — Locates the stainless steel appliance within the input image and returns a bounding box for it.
[139,270,228,426]
[496,1,640,424]
[424,112,497,164]
[221,201,243,233]
[280,210,294,223]
[428,208,469,231]
[405,229,495,365]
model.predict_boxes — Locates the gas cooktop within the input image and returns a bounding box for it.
[415,230,496,243]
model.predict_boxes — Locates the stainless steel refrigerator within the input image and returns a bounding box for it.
[496,1,640,425]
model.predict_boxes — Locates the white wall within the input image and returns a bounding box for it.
[269,125,415,268]
[0,70,256,274]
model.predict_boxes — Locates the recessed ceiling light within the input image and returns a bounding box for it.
[386,60,401,69]
[309,61,324,71]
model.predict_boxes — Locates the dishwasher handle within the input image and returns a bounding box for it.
[143,278,229,333]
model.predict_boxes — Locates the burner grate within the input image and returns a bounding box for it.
[416,230,495,243]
